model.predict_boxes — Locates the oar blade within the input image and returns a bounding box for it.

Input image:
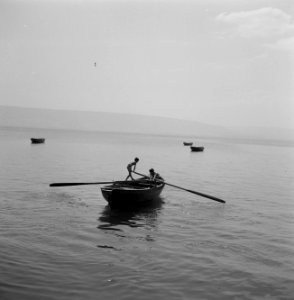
[185,189,226,203]
[49,181,114,187]
[50,182,92,187]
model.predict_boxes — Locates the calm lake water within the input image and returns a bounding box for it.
[0,127,294,300]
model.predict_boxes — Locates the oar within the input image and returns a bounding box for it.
[50,181,124,187]
[133,171,226,204]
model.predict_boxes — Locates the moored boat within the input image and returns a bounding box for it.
[190,146,204,152]
[31,138,45,144]
[183,142,193,146]
[101,179,165,209]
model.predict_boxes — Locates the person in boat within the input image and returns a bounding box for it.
[149,168,163,181]
[125,157,139,180]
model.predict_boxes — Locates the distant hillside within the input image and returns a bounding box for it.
[0,106,229,137]
[0,106,293,141]
[227,126,294,142]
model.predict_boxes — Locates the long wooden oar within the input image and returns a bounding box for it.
[50,181,123,187]
[133,171,226,204]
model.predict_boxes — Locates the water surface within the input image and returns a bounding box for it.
[0,128,293,300]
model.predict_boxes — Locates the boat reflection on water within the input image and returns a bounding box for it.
[97,197,164,231]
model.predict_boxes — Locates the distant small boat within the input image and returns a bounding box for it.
[31,138,45,144]
[190,146,204,152]
[183,142,193,146]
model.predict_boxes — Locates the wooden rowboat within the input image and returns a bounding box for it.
[101,180,165,209]
[31,138,45,144]
[190,146,204,152]
[49,176,225,205]
[183,142,193,146]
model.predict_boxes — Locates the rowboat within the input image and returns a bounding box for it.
[101,179,165,209]
[190,146,204,152]
[50,175,225,205]
[183,142,193,146]
[31,138,45,144]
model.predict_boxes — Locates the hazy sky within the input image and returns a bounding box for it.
[0,0,293,128]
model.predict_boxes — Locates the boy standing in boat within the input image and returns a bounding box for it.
[125,157,139,180]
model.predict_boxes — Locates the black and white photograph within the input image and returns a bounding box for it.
[0,0,293,299]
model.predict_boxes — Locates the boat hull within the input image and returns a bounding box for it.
[190,146,204,152]
[101,181,164,209]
